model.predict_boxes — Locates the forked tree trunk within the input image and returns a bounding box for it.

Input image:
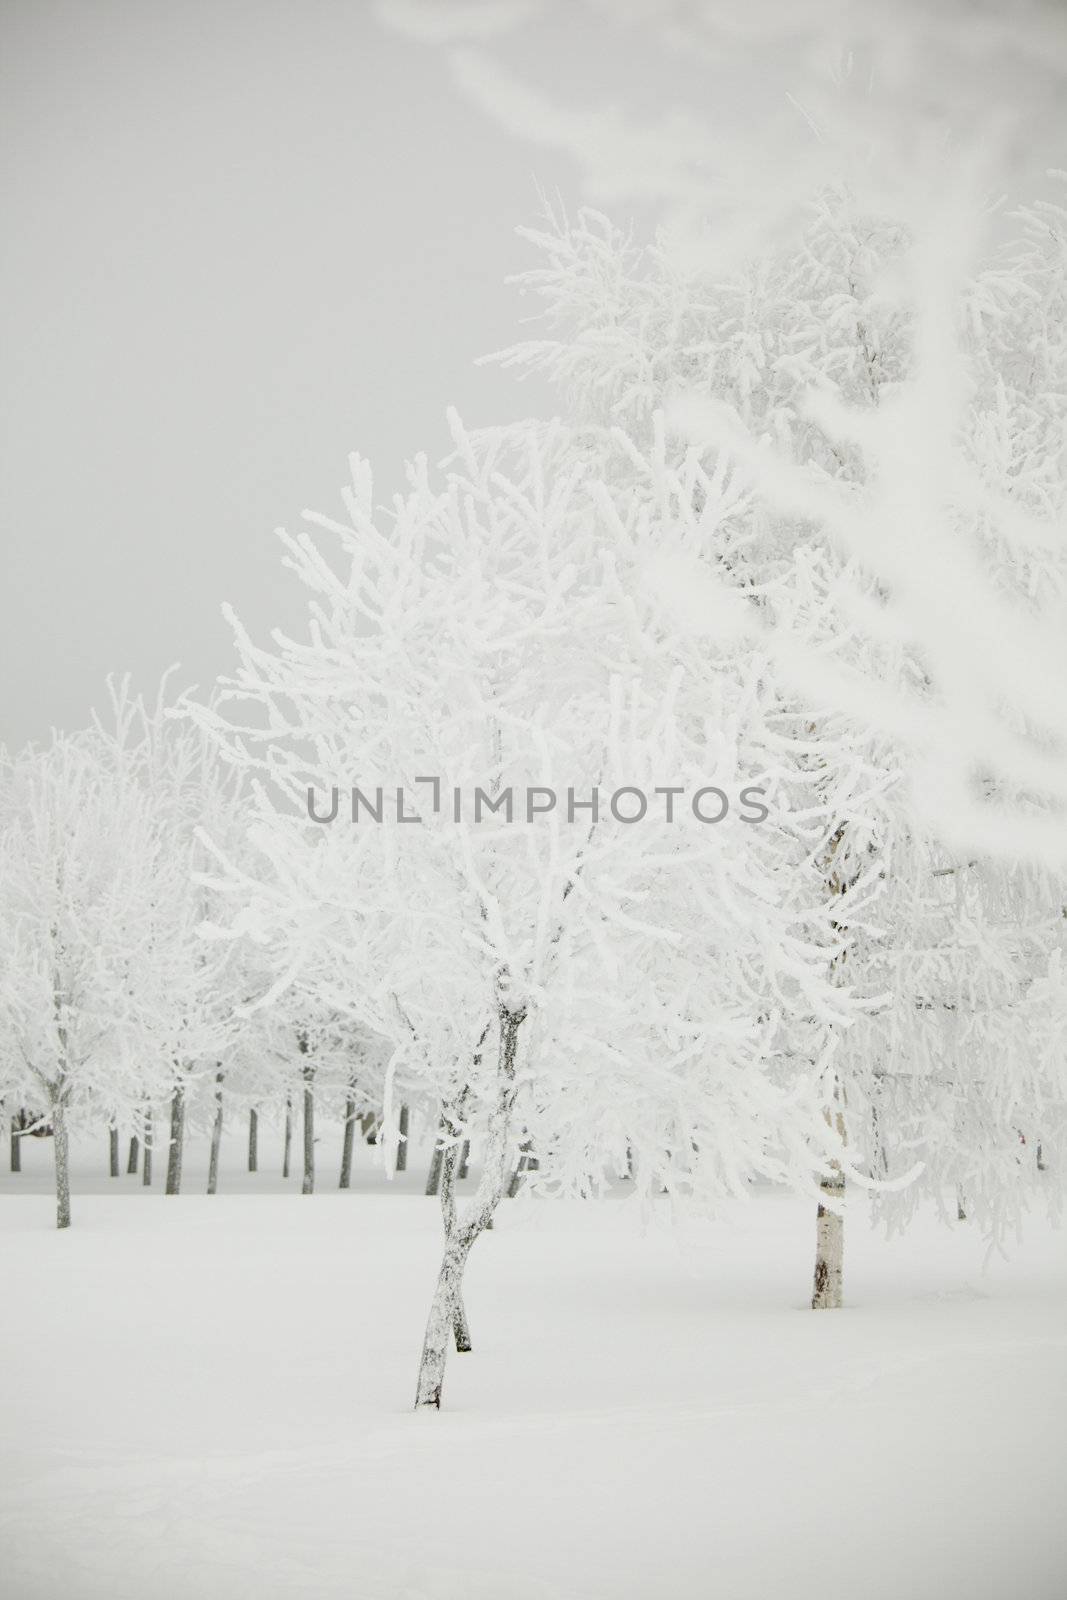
[207,1071,224,1195]
[283,1096,292,1178]
[339,1091,357,1189]
[10,1114,22,1173]
[126,1134,140,1175]
[415,1006,524,1409]
[395,1104,409,1174]
[302,1063,315,1196]
[165,1084,184,1196]
[108,1126,120,1178]
[142,1112,153,1186]
[956,1188,968,1222]
[248,1108,258,1173]
[53,1098,71,1230]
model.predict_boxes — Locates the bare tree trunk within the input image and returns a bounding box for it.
[10,1114,22,1173]
[395,1104,409,1174]
[439,1126,472,1353]
[359,1111,379,1145]
[301,1062,315,1196]
[248,1108,258,1173]
[126,1134,140,1175]
[108,1126,120,1178]
[165,1084,184,1196]
[53,1098,71,1230]
[415,1006,524,1409]
[956,1188,968,1222]
[506,1137,537,1198]
[339,1091,357,1189]
[457,1139,470,1181]
[811,819,856,1312]
[425,1115,445,1196]
[811,1172,845,1309]
[207,1070,224,1195]
[142,1111,153,1186]
[283,1096,292,1178]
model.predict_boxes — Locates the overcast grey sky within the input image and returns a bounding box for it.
[1,2,583,747]
[4,1,1061,751]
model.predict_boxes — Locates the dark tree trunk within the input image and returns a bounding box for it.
[425,1132,444,1197]
[300,1037,315,1195]
[283,1096,292,1178]
[109,1126,120,1178]
[457,1139,470,1181]
[395,1104,409,1174]
[142,1111,153,1186]
[10,1114,22,1173]
[506,1138,537,1198]
[248,1108,258,1173]
[340,1092,357,1189]
[207,1070,224,1195]
[126,1134,140,1175]
[359,1111,379,1145]
[165,1084,184,1196]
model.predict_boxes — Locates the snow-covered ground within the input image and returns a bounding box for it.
[1,1131,1064,1600]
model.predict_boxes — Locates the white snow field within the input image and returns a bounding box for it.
[1,1132,1064,1600]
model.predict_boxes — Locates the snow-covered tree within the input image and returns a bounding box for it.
[0,730,180,1227]
[383,1,1067,865]
[192,414,878,1402]
[489,188,1067,1289]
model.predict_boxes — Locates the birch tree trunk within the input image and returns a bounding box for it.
[206,1071,224,1195]
[812,1091,846,1311]
[10,1115,21,1173]
[142,1111,153,1186]
[811,821,854,1312]
[339,1091,357,1189]
[302,1064,315,1196]
[439,1127,472,1353]
[283,1096,292,1178]
[52,1097,71,1230]
[395,1104,409,1174]
[108,1126,120,1178]
[248,1108,258,1173]
[165,1084,184,1196]
[415,1006,524,1409]
[126,1134,140,1175]
[811,1168,845,1309]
